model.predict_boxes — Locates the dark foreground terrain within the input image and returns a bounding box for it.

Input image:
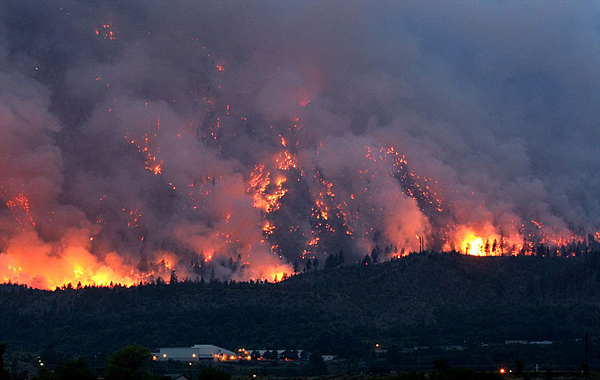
[1,251,599,373]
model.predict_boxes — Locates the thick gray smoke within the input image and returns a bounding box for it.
[1,1,599,288]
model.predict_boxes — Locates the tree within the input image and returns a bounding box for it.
[361,254,372,267]
[56,358,95,380]
[371,248,379,264]
[304,259,312,272]
[337,250,345,265]
[0,343,10,380]
[515,361,524,375]
[262,350,278,361]
[305,351,327,376]
[169,270,178,285]
[36,368,57,380]
[324,254,336,270]
[326,251,345,269]
[105,344,151,380]
[433,358,449,370]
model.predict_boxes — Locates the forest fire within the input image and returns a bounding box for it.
[0,125,589,289]
[1,1,598,290]
[5,193,35,228]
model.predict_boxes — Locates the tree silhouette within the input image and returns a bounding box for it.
[56,358,95,380]
[0,343,10,380]
[105,344,151,380]
[361,254,372,267]
[305,259,312,272]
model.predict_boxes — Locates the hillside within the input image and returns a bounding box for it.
[1,252,599,365]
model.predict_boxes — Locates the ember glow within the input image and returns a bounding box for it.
[1,2,599,289]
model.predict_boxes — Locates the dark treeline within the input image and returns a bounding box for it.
[42,237,600,290]
[1,251,600,370]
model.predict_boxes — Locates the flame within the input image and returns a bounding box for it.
[5,193,36,227]
[95,23,117,40]
[215,62,226,72]
[0,48,588,291]
[247,164,288,213]
[257,265,289,283]
[0,231,141,289]
[462,233,486,256]
[451,225,513,256]
[126,123,164,177]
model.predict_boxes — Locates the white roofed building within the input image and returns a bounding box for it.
[152,344,237,362]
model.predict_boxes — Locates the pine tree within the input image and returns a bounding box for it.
[361,254,372,267]
[305,259,312,272]
[169,270,178,284]
[325,254,336,270]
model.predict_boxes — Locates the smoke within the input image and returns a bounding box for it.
[1,1,599,288]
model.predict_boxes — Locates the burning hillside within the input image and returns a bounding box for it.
[1,1,599,289]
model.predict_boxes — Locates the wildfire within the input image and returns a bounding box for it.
[450,225,517,256]
[258,266,289,283]
[0,30,591,292]
[5,193,36,227]
[0,233,142,289]
[215,62,226,72]
[126,121,164,177]
[462,234,486,256]
[380,146,444,214]
[275,150,297,171]
[122,207,142,228]
[247,164,288,213]
[95,23,117,40]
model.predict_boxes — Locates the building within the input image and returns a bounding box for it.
[165,375,190,380]
[530,341,553,345]
[505,340,528,345]
[152,344,237,362]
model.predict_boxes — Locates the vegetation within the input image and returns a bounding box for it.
[0,344,10,380]
[1,251,599,372]
[105,344,153,380]
[35,358,95,380]
[197,367,231,380]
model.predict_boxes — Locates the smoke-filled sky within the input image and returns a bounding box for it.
[1,1,599,288]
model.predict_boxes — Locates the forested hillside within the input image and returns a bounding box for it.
[2,252,599,363]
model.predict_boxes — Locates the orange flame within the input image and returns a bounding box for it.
[5,193,36,227]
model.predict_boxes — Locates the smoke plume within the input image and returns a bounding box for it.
[1,1,599,288]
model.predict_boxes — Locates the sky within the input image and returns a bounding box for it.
[1,1,599,287]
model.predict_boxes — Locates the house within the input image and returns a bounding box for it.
[152,344,237,362]
[251,349,306,361]
[165,375,190,380]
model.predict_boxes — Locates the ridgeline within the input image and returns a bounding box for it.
[2,251,599,367]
